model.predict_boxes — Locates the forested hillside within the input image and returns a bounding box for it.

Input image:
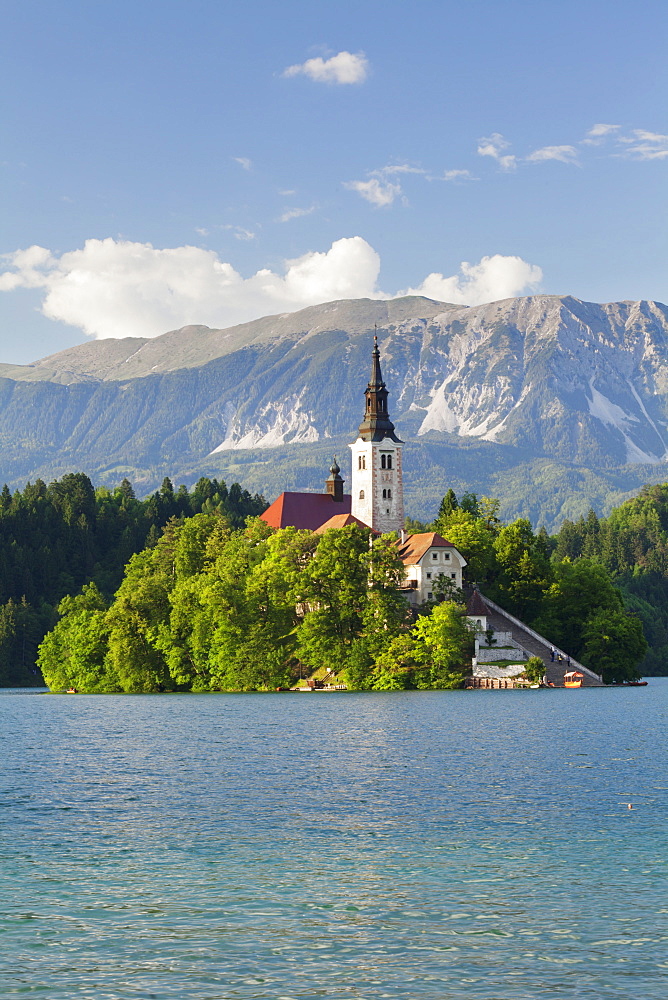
[551,484,668,675]
[0,473,266,685]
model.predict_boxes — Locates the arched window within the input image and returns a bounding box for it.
[387,488,392,499]
[382,489,387,499]
[387,455,393,469]
[381,455,387,469]
[359,490,365,500]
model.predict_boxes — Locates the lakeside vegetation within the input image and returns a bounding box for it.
[0,471,660,691]
[0,473,265,685]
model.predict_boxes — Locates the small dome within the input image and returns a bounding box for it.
[330,459,341,476]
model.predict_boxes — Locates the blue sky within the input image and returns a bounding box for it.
[1,0,666,362]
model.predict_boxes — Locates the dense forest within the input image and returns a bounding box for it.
[0,473,266,685]
[37,486,650,694]
[38,518,476,693]
[1,472,663,691]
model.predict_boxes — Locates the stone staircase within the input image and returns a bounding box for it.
[478,592,603,687]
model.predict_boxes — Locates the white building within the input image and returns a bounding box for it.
[397,531,467,606]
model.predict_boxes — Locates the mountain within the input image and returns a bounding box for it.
[2,294,668,530]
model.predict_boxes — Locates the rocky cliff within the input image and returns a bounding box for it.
[2,294,668,529]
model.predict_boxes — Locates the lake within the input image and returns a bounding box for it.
[1,683,666,999]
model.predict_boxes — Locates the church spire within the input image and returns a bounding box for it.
[356,327,401,442]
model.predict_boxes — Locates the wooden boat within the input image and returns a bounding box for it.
[563,671,584,688]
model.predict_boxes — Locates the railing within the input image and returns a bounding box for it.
[478,592,603,684]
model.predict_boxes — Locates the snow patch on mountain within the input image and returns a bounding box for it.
[210,392,319,452]
[417,380,459,434]
[587,379,663,464]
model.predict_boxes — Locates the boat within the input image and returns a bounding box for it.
[563,671,584,688]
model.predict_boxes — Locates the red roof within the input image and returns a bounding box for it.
[396,531,462,565]
[466,590,489,616]
[315,513,372,534]
[260,491,353,532]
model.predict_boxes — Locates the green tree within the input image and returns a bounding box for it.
[581,609,647,684]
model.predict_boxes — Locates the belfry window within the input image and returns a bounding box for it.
[381,455,386,469]
[358,455,366,470]
[387,455,392,469]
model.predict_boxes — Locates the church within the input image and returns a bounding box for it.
[261,334,467,605]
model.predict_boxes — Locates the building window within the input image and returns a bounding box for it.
[451,573,456,579]
[432,552,438,561]
[387,488,391,499]
[426,572,432,580]
[381,454,386,469]
[427,592,433,600]
[444,552,450,561]
[387,455,392,469]
[386,508,390,514]
[359,490,365,500]
[358,455,366,470]
[382,488,386,499]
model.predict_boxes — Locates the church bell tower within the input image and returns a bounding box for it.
[349,332,404,534]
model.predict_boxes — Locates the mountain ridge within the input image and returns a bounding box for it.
[1,293,668,530]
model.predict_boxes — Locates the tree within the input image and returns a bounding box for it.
[37,584,113,693]
[534,558,623,656]
[581,610,647,684]
[524,656,545,684]
[492,518,552,620]
[432,510,496,583]
[372,601,472,690]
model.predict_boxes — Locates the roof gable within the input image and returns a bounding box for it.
[315,513,373,534]
[466,590,489,616]
[261,491,353,532]
[396,531,465,566]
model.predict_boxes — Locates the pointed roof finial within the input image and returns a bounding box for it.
[374,323,378,348]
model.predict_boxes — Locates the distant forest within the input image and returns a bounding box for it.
[0,473,266,685]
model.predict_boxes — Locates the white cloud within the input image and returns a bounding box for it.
[283,50,368,85]
[442,169,476,181]
[401,254,543,306]
[582,123,620,145]
[278,206,315,223]
[477,133,516,171]
[618,129,668,160]
[0,239,544,340]
[343,177,402,207]
[527,144,579,165]
[379,164,425,176]
[233,157,252,170]
[0,237,381,338]
[221,225,256,241]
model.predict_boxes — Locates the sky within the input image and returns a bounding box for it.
[1,0,666,363]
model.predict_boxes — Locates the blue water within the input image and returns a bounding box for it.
[1,684,666,999]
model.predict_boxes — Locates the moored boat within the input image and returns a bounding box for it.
[563,671,584,688]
